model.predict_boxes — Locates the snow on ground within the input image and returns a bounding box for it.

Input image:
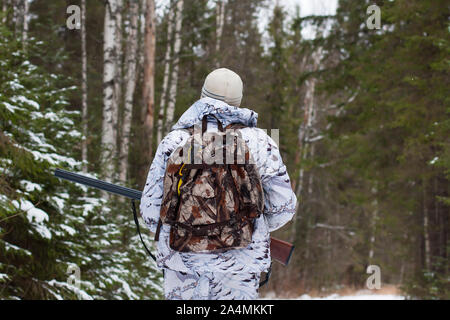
[296,292,405,300]
[262,286,405,300]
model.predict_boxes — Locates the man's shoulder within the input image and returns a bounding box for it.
[158,129,191,155]
[237,127,278,146]
[162,128,191,143]
[230,126,265,135]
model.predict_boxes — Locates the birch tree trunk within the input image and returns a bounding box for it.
[156,1,175,143]
[294,49,321,197]
[423,180,431,270]
[215,0,225,68]
[115,0,124,129]
[165,0,183,133]
[291,49,321,241]
[21,0,28,48]
[101,0,119,181]
[290,91,311,241]
[369,185,378,262]
[118,0,139,183]
[138,0,146,70]
[142,0,156,161]
[2,0,7,24]
[12,0,21,34]
[307,144,316,195]
[81,0,88,173]
[290,54,308,194]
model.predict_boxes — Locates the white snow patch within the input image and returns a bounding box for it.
[47,279,93,300]
[60,224,77,236]
[55,99,69,106]
[67,130,82,138]
[12,199,52,239]
[27,131,56,152]
[110,275,140,300]
[0,273,10,282]
[11,142,81,167]
[12,199,48,223]
[58,193,70,199]
[30,111,44,119]
[0,158,13,166]
[11,95,40,110]
[44,112,59,121]
[100,239,111,246]
[2,102,19,113]
[60,117,74,126]
[65,110,80,115]
[19,180,43,193]
[2,241,32,256]
[29,149,80,167]
[7,79,25,90]
[51,196,66,210]
[429,157,439,165]
[32,223,52,239]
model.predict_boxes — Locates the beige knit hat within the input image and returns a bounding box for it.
[200,68,243,107]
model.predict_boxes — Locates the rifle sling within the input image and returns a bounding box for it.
[131,199,157,262]
[259,263,272,288]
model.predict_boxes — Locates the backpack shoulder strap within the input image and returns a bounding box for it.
[225,122,248,130]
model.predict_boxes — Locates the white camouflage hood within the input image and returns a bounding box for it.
[171,97,258,131]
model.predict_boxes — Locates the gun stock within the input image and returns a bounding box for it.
[54,168,295,266]
[270,237,295,266]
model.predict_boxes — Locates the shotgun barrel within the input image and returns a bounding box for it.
[54,168,141,199]
[54,168,294,266]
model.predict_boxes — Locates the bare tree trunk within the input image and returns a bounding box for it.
[157,0,175,143]
[369,185,378,262]
[115,0,124,131]
[399,260,405,283]
[101,0,119,181]
[423,180,431,270]
[165,0,183,133]
[291,88,311,241]
[2,0,7,24]
[118,0,139,183]
[295,50,320,195]
[291,50,321,242]
[12,0,21,34]
[291,54,309,193]
[142,0,156,161]
[80,0,88,173]
[138,0,146,70]
[307,144,315,195]
[215,0,225,68]
[21,0,28,48]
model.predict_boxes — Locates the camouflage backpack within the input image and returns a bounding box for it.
[155,114,264,253]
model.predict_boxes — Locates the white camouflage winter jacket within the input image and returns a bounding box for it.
[140,97,297,274]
